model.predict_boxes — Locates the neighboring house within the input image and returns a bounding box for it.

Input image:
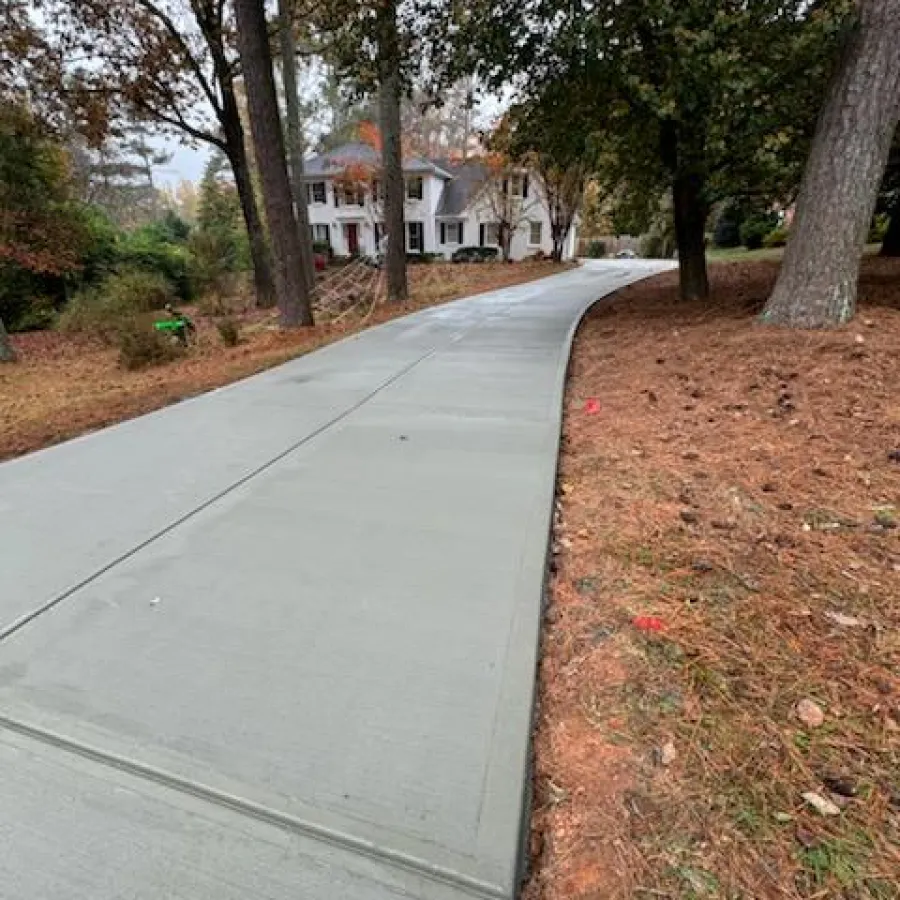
[301,142,578,261]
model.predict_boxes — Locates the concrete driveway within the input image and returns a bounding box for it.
[0,260,670,900]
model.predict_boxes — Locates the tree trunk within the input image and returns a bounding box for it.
[221,85,276,309]
[672,171,710,301]
[763,0,900,327]
[377,0,408,304]
[0,319,17,363]
[278,0,315,291]
[881,208,900,256]
[500,224,513,263]
[233,0,313,327]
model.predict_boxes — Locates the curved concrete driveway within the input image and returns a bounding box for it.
[0,260,669,899]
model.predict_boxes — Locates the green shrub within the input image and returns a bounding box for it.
[117,231,192,300]
[763,227,790,249]
[312,240,333,258]
[451,246,498,263]
[188,229,239,297]
[740,213,778,250]
[585,240,607,258]
[58,270,175,342]
[217,317,240,346]
[117,320,182,370]
[70,204,120,286]
[11,294,57,331]
[138,211,191,245]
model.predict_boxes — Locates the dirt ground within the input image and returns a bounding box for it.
[528,257,900,900]
[0,261,566,462]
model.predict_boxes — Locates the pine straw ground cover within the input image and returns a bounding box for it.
[529,257,900,900]
[0,260,566,462]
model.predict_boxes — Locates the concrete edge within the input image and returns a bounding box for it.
[509,267,674,897]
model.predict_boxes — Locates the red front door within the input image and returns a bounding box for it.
[344,223,359,256]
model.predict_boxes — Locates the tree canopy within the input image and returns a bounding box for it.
[455,0,853,298]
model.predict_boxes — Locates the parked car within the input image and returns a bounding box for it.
[615,249,637,259]
[452,246,500,263]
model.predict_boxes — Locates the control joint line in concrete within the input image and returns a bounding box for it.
[0,713,506,900]
[0,344,443,647]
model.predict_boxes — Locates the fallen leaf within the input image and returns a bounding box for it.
[824,611,862,628]
[802,792,841,816]
[796,699,825,729]
[584,398,601,415]
[658,740,677,766]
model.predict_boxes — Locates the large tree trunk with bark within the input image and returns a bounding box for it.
[377,0,408,304]
[672,171,710,301]
[221,99,276,309]
[881,208,900,256]
[0,319,17,363]
[234,0,313,327]
[278,0,315,291]
[499,222,513,263]
[763,0,900,327]
[660,120,710,301]
[551,234,564,263]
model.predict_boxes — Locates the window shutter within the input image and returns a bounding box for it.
[502,178,509,197]
[459,221,464,245]
[440,223,446,244]
[523,176,529,199]
[479,223,485,246]
[324,224,330,246]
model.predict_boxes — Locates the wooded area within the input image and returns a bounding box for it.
[2,0,899,364]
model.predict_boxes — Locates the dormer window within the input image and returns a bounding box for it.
[406,176,424,201]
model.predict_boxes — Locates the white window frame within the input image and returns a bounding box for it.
[484,223,500,246]
[312,224,330,244]
[509,175,525,199]
[407,221,424,252]
[528,221,543,246]
[441,221,463,245]
[406,176,424,201]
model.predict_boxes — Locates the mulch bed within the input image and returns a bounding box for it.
[528,257,900,899]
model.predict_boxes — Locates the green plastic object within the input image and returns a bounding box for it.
[154,318,190,333]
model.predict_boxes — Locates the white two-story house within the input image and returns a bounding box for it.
[301,142,578,261]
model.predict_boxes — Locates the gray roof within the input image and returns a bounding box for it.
[303,142,453,178]
[303,143,491,217]
[433,160,489,217]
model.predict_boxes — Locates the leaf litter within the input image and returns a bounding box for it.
[527,257,900,900]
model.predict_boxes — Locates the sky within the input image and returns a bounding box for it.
[153,138,210,187]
